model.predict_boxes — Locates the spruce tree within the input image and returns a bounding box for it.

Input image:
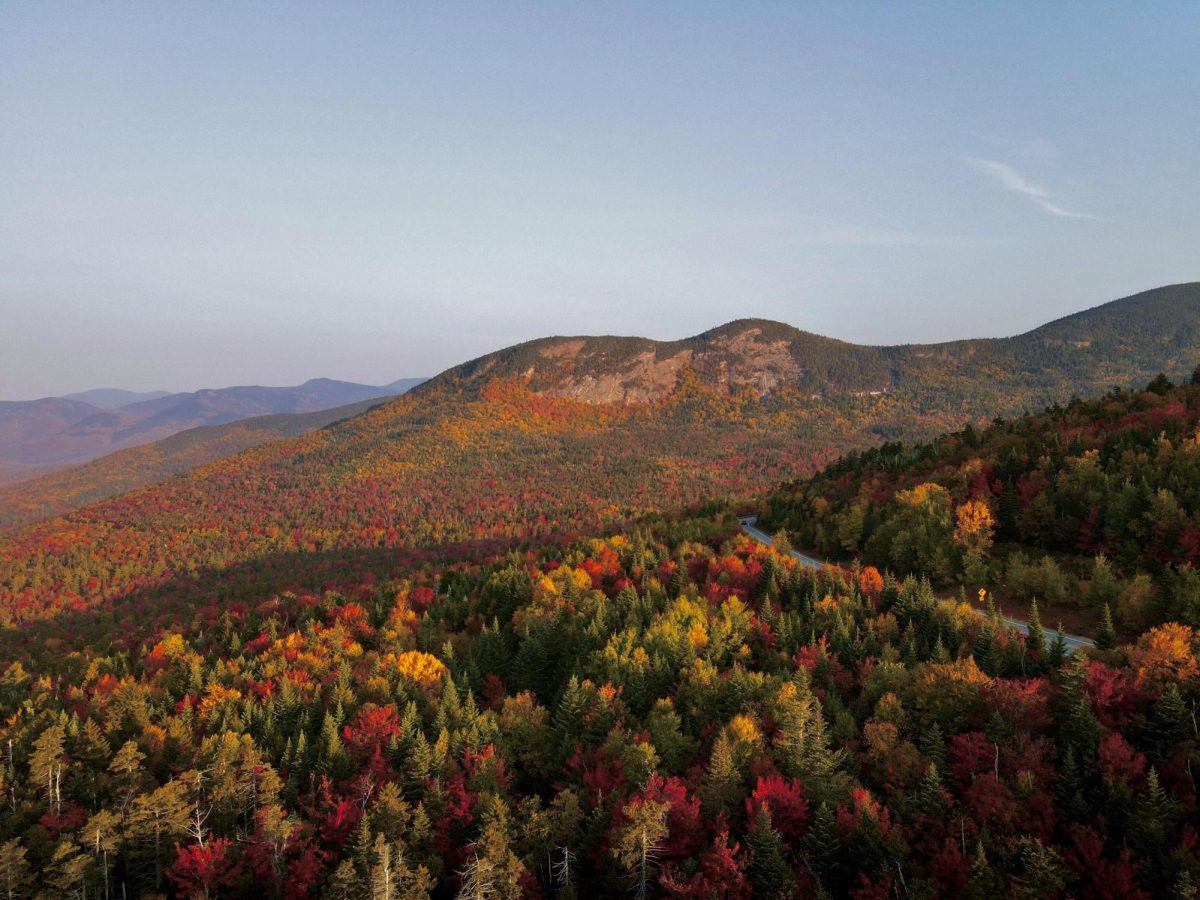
[1095,603,1117,650]
[747,806,793,899]
[804,802,840,886]
[917,762,946,815]
[1151,683,1190,762]
[1048,626,1068,669]
[1025,600,1046,657]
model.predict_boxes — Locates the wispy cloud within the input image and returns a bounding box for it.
[966,156,1095,219]
[800,225,986,248]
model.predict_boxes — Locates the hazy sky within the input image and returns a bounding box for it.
[2,2,1198,400]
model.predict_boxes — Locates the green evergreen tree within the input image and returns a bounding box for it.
[1151,683,1190,762]
[1095,603,1117,650]
[1025,599,1046,657]
[746,806,793,899]
[917,762,946,815]
[1048,626,1068,669]
[804,802,840,887]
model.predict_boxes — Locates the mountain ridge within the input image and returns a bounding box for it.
[0,282,1197,535]
[0,376,428,485]
[420,282,1200,405]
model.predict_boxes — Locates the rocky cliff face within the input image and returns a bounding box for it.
[421,283,1200,407]
[428,319,883,404]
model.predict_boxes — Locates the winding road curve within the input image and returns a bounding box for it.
[739,516,1096,654]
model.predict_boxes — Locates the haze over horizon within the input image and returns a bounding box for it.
[3,3,1198,400]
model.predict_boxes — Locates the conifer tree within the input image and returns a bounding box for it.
[319,711,350,780]
[612,795,668,900]
[1048,627,1068,668]
[458,797,528,899]
[0,839,30,900]
[80,808,120,900]
[552,676,589,766]
[703,732,742,816]
[1010,836,1067,899]
[1095,603,1117,650]
[43,840,89,900]
[1151,683,1190,761]
[1025,600,1046,657]
[804,802,840,886]
[917,762,946,815]
[746,806,793,899]
[29,724,66,815]
[963,841,1000,900]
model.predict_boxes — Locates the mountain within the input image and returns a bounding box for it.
[1,286,1199,897]
[0,396,396,531]
[0,376,428,485]
[427,283,1200,408]
[59,388,173,408]
[1,283,1197,631]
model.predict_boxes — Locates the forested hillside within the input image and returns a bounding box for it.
[760,369,1200,637]
[0,379,425,486]
[1,510,1198,897]
[0,398,397,532]
[4,283,1199,536]
[0,286,1198,897]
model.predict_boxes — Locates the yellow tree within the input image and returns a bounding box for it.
[954,499,995,555]
[612,794,668,900]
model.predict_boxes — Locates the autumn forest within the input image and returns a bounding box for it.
[1,297,1200,899]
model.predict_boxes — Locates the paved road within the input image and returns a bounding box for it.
[739,516,1096,653]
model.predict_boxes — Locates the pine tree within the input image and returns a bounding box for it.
[612,796,667,900]
[804,802,840,886]
[0,838,30,900]
[319,711,349,780]
[1171,869,1198,899]
[1048,627,1068,669]
[919,723,948,781]
[552,676,588,765]
[1056,746,1087,820]
[932,634,951,664]
[1151,683,1190,762]
[746,806,793,899]
[917,762,946,815]
[326,859,366,900]
[109,739,146,808]
[370,832,433,900]
[1010,836,1067,899]
[963,841,1000,900]
[702,732,742,816]
[1095,603,1117,650]
[1025,600,1046,658]
[972,622,1000,676]
[458,797,527,900]
[43,840,89,900]
[125,779,191,893]
[777,680,844,802]
[29,723,66,815]
[81,808,120,900]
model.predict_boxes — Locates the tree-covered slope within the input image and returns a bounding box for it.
[0,397,397,531]
[0,509,1197,897]
[760,368,1200,635]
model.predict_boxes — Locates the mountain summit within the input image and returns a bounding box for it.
[425,283,1200,405]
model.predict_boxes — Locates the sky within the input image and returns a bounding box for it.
[2,2,1198,400]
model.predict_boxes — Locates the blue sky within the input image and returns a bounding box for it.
[2,2,1198,399]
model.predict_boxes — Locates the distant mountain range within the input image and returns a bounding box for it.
[0,377,426,485]
[0,283,1196,546]
[59,388,174,409]
[0,396,398,530]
